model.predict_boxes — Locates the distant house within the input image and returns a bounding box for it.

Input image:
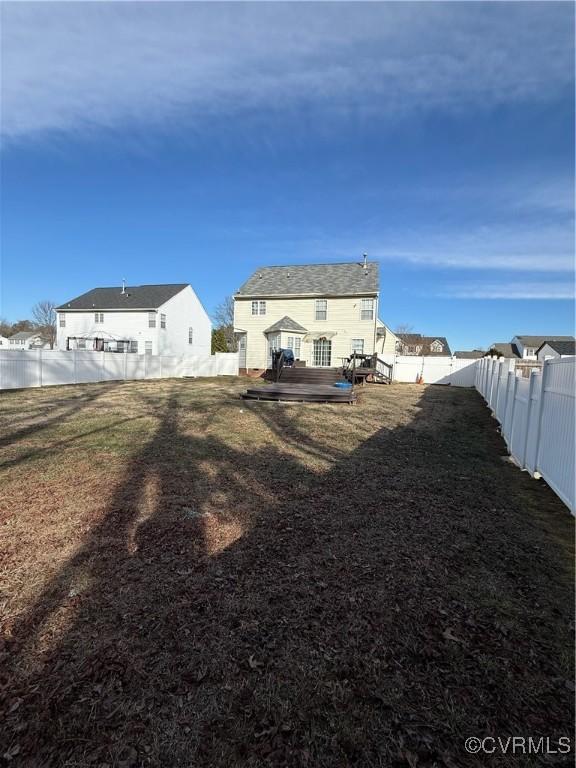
[396,333,451,356]
[0,335,8,347]
[233,259,398,371]
[486,336,574,360]
[511,335,574,360]
[536,340,576,361]
[56,283,211,356]
[6,331,47,349]
[454,350,484,359]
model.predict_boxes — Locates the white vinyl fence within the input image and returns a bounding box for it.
[0,350,239,391]
[380,355,478,386]
[476,356,575,514]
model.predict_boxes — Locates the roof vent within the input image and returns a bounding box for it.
[121,278,126,295]
[362,253,368,271]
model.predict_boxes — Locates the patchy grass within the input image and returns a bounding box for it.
[0,378,573,767]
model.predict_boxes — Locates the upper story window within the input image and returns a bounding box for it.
[148,312,156,328]
[160,313,166,329]
[59,313,66,327]
[188,327,194,345]
[77,339,86,349]
[315,299,327,321]
[360,298,374,320]
[430,340,443,353]
[95,312,104,324]
[145,341,153,355]
[251,300,266,316]
[524,347,535,357]
[130,340,138,353]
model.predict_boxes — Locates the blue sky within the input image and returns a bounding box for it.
[1,1,574,350]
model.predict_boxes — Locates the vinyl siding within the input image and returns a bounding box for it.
[234,295,379,368]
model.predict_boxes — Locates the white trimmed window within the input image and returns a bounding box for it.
[430,340,443,353]
[360,298,374,320]
[351,339,364,354]
[145,341,153,355]
[59,313,66,327]
[148,312,156,328]
[188,327,194,345]
[77,339,86,349]
[315,299,327,321]
[95,312,104,324]
[130,340,138,353]
[160,313,166,329]
[252,300,266,316]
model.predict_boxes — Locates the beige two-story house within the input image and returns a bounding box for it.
[233,259,397,372]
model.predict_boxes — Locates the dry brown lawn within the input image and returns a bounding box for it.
[0,378,573,767]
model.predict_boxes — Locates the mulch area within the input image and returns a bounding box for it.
[0,379,573,767]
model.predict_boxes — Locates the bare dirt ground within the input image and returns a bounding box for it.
[0,378,573,768]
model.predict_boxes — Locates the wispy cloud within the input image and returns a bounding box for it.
[319,221,575,272]
[438,282,575,300]
[1,2,573,141]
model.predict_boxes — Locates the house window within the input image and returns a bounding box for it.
[160,313,166,329]
[188,327,194,345]
[77,339,86,349]
[294,337,301,358]
[360,298,374,320]
[148,312,156,328]
[287,336,294,350]
[95,312,104,324]
[351,339,364,354]
[59,313,66,327]
[430,340,443,353]
[525,347,535,357]
[252,300,266,316]
[145,341,153,355]
[315,299,327,321]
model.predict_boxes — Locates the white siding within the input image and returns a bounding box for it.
[56,285,211,356]
[234,295,378,369]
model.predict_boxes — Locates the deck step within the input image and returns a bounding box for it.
[278,367,346,385]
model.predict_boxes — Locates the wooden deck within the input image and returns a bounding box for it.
[242,382,356,403]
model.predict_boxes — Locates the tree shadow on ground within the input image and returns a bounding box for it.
[1,385,573,768]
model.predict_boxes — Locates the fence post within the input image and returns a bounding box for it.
[506,372,519,451]
[74,350,78,384]
[124,350,128,380]
[532,359,551,477]
[521,370,538,470]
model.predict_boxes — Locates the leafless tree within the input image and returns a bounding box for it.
[395,323,414,335]
[212,295,237,351]
[32,300,57,348]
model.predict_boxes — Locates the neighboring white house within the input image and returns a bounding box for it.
[536,340,576,361]
[511,335,575,359]
[0,335,8,347]
[56,283,211,356]
[5,331,48,349]
[233,258,397,371]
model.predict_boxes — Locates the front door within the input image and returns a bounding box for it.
[313,338,332,367]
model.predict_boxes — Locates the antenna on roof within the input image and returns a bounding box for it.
[121,278,126,295]
[362,253,368,270]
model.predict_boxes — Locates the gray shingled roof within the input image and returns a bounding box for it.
[454,350,484,359]
[264,316,308,334]
[236,262,379,297]
[516,335,574,346]
[9,331,38,340]
[485,343,521,358]
[57,284,188,311]
[536,340,576,355]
